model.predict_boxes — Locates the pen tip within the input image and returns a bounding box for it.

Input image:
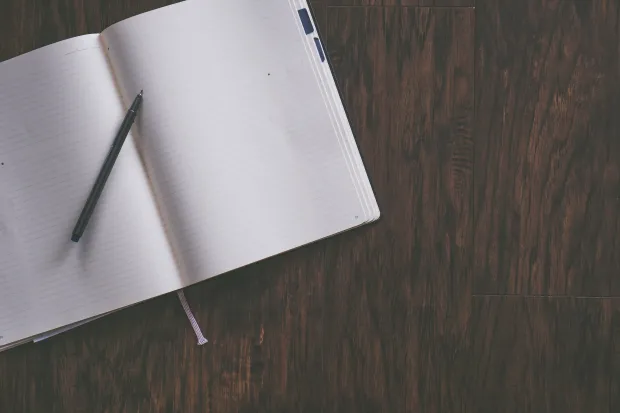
[139,90,143,97]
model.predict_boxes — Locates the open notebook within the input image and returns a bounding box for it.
[0,0,379,351]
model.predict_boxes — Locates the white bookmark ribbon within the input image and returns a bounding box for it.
[177,290,208,345]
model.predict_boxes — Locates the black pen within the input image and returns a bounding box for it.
[71,90,143,242]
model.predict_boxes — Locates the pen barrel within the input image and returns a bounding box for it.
[71,93,142,242]
[113,110,138,147]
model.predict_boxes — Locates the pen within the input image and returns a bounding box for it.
[71,90,143,243]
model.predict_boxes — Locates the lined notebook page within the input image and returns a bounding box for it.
[0,35,181,346]
[101,1,369,285]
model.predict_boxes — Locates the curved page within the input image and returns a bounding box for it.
[102,1,374,285]
[0,35,181,347]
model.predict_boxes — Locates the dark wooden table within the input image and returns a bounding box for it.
[1,0,619,412]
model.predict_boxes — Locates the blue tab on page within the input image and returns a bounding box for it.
[298,8,314,34]
[314,37,325,62]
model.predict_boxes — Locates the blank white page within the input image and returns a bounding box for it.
[101,0,375,285]
[0,35,181,346]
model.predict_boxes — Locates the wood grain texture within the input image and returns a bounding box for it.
[0,0,182,62]
[470,297,614,413]
[474,0,620,296]
[321,7,474,411]
[325,0,474,7]
[0,3,474,412]
[612,305,620,412]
